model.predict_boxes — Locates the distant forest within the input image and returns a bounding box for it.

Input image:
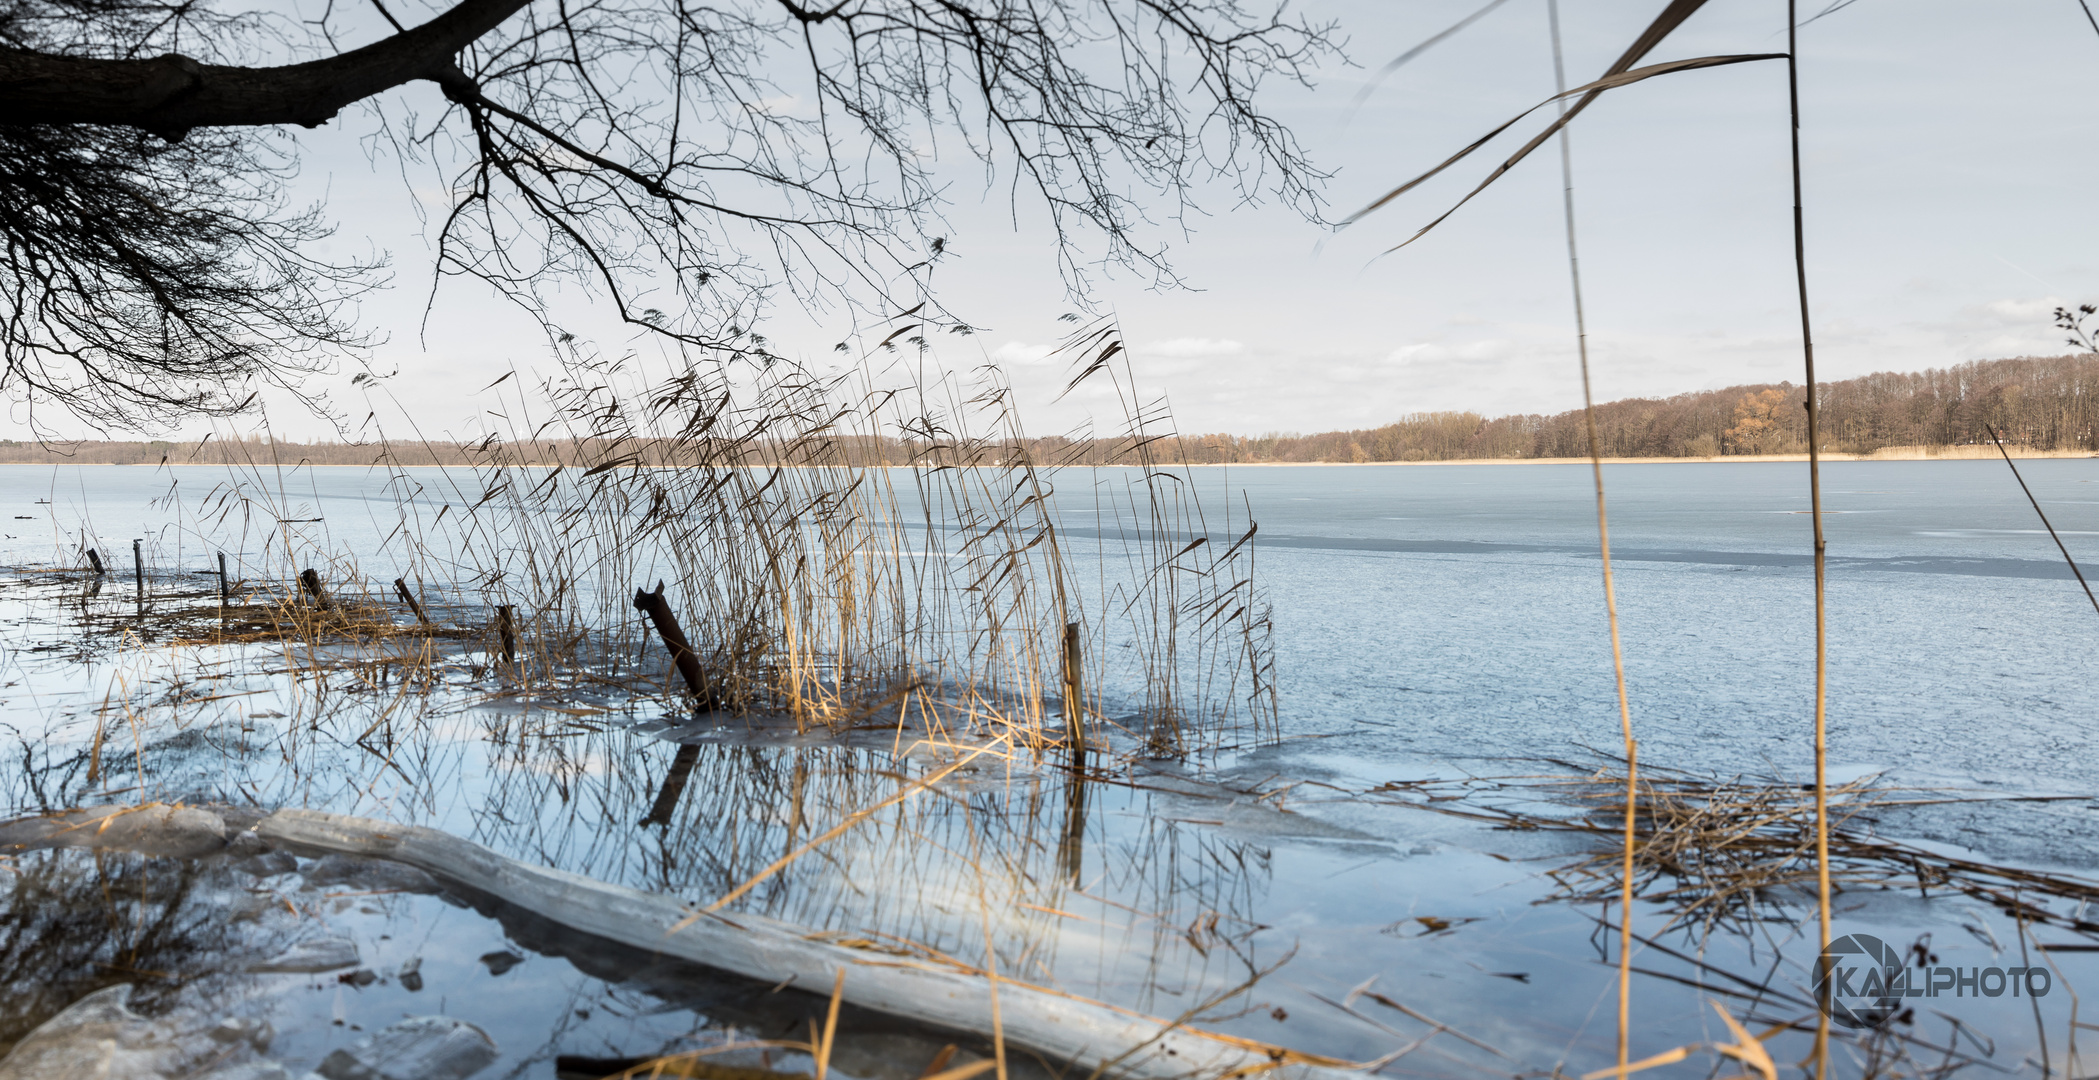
[0,354,2092,468]
[1181,353,2099,464]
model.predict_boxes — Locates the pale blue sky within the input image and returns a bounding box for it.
[18,0,2097,442]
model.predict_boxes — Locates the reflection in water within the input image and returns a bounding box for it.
[0,850,269,1050]
[5,571,2091,1077]
[1059,766,1087,887]
[461,730,1277,1019]
[0,847,996,1079]
[0,570,1285,1045]
[641,743,702,827]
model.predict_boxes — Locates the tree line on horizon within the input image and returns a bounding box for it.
[1177,352,2099,464]
[0,353,2092,469]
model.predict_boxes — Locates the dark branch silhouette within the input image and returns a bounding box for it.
[0,0,1340,429]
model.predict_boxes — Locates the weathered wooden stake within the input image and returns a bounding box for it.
[217,552,230,614]
[633,582,715,706]
[1059,620,1089,884]
[85,547,104,575]
[132,539,144,616]
[394,578,432,626]
[496,604,517,664]
[298,568,331,609]
[1062,620,1085,765]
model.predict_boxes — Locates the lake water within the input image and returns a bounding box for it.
[5,457,2096,857]
[1207,460,2099,791]
[0,457,2093,1078]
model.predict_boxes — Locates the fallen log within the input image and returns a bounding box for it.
[255,808,1359,1080]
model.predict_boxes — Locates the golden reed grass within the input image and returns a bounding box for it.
[155,320,1275,763]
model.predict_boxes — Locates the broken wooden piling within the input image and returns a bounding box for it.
[84,548,104,576]
[633,583,717,707]
[394,578,432,626]
[496,604,517,664]
[132,540,144,615]
[298,568,331,609]
[1062,620,1085,764]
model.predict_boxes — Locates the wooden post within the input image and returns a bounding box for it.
[1062,621,1084,765]
[85,547,104,575]
[1059,622,1087,884]
[394,578,432,626]
[132,539,144,615]
[298,568,331,609]
[217,552,230,606]
[633,583,715,706]
[496,604,517,664]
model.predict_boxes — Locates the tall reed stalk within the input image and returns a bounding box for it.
[1786,4,1836,1076]
[1546,5,1638,1074]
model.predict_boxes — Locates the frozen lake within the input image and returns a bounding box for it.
[0,457,2093,1079]
[4,456,2095,832]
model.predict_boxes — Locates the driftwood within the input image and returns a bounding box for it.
[255,808,1358,1080]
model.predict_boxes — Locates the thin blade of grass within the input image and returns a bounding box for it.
[1984,422,2099,617]
[1350,54,1785,247]
[1580,1045,1693,1080]
[816,970,843,1080]
[1711,1002,1779,1080]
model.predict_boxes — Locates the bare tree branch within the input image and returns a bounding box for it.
[0,0,1341,428]
[0,0,532,137]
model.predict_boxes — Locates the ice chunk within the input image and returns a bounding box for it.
[237,850,300,878]
[251,935,360,973]
[297,854,438,894]
[0,805,227,858]
[0,984,188,1079]
[209,1016,273,1050]
[312,1017,497,1080]
[195,1064,299,1080]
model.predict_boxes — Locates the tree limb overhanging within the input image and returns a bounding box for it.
[0,0,532,138]
[0,0,1340,430]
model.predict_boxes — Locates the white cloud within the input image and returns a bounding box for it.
[1383,339,1511,365]
[1383,343,1445,364]
[1975,297,2063,325]
[1142,337,1245,358]
[991,341,1057,366]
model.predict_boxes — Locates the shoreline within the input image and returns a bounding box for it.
[0,446,2088,468]
[1215,446,2099,466]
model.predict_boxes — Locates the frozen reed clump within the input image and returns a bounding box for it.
[233,315,1278,758]
[1377,761,2099,940]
